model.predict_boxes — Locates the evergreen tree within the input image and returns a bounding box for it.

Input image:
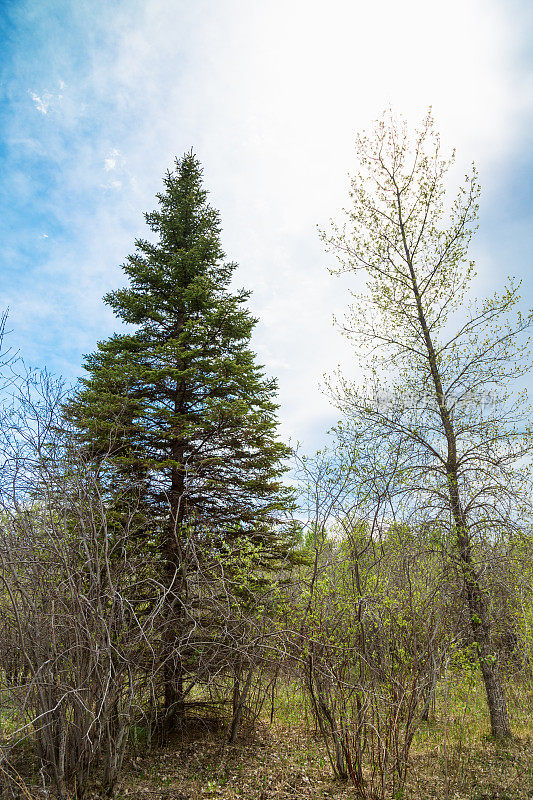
[65,152,295,720]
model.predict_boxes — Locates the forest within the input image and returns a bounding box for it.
[1,113,532,800]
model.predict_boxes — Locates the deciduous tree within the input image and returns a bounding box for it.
[323,111,533,738]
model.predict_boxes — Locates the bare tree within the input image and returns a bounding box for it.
[0,442,168,798]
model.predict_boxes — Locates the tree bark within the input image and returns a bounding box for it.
[163,437,187,728]
[452,490,511,738]
[228,666,253,743]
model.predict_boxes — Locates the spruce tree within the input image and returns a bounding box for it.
[65,152,295,721]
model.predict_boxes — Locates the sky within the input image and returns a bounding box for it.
[1,0,533,450]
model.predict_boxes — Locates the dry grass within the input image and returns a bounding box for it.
[111,675,533,800]
[2,673,532,799]
[112,725,532,800]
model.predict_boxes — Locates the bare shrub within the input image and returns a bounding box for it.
[0,456,168,799]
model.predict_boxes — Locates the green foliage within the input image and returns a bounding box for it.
[64,152,295,559]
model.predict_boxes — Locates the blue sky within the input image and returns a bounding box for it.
[2,0,533,448]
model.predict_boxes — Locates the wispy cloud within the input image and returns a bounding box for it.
[28,91,51,114]
[28,83,64,115]
[2,0,533,448]
[104,148,121,171]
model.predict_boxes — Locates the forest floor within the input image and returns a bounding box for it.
[3,677,533,799]
[115,719,533,800]
[114,679,533,800]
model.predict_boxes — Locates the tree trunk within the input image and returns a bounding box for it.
[163,440,187,728]
[399,217,512,740]
[450,483,511,739]
[228,666,253,743]
[163,658,185,726]
[479,657,510,738]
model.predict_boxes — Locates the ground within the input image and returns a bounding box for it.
[3,676,533,799]
[115,724,532,800]
[114,679,533,800]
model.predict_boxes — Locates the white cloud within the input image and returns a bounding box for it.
[29,91,51,114]
[16,0,533,448]
[104,148,121,171]
[29,86,63,115]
